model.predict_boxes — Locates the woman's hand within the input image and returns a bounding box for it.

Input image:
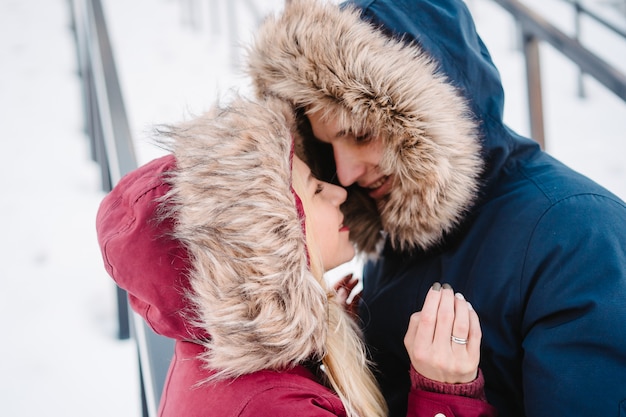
[334,273,362,320]
[404,282,481,384]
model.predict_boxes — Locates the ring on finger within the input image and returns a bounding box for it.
[451,335,468,345]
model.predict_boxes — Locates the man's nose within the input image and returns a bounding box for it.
[333,145,364,187]
[330,183,348,205]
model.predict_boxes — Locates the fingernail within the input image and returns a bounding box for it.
[467,302,474,311]
[455,292,465,300]
[431,282,442,291]
[442,283,452,290]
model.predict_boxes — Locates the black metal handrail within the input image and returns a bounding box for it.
[70,1,174,416]
[71,0,137,190]
[565,0,626,97]
[493,0,626,148]
[70,0,135,341]
[565,0,626,40]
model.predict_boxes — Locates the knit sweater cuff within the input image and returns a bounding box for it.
[410,367,487,402]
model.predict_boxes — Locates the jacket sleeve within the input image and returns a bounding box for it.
[406,368,498,417]
[520,195,626,417]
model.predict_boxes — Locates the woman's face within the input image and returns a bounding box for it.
[307,109,393,201]
[293,156,355,271]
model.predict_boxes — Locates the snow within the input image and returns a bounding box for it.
[1,0,623,415]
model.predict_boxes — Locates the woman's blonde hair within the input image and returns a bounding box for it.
[291,166,388,417]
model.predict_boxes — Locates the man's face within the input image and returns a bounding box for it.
[307,110,393,201]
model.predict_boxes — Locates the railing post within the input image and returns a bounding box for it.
[574,0,586,98]
[522,31,546,149]
[72,0,132,340]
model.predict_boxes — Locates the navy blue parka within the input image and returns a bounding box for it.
[349,1,626,416]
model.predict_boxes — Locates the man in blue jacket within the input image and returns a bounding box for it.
[247,0,626,416]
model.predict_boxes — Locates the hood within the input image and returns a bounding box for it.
[248,0,533,254]
[96,154,206,341]
[97,97,328,378]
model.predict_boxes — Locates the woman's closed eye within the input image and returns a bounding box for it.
[354,132,372,143]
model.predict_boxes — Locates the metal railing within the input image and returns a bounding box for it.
[564,0,626,97]
[70,1,174,416]
[493,0,626,148]
[70,0,134,341]
[177,0,264,66]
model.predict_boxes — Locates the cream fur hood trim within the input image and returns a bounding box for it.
[161,97,327,378]
[248,0,483,253]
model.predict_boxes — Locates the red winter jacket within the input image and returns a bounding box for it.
[160,340,496,417]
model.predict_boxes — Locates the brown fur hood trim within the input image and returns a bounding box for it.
[248,0,483,253]
[160,97,327,378]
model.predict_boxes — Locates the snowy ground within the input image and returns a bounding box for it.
[1,0,624,416]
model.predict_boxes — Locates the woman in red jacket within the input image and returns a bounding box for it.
[96,96,496,417]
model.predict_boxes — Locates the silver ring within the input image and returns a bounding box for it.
[451,335,468,345]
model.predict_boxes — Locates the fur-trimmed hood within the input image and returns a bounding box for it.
[247,0,484,253]
[97,97,328,379]
[162,97,328,378]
